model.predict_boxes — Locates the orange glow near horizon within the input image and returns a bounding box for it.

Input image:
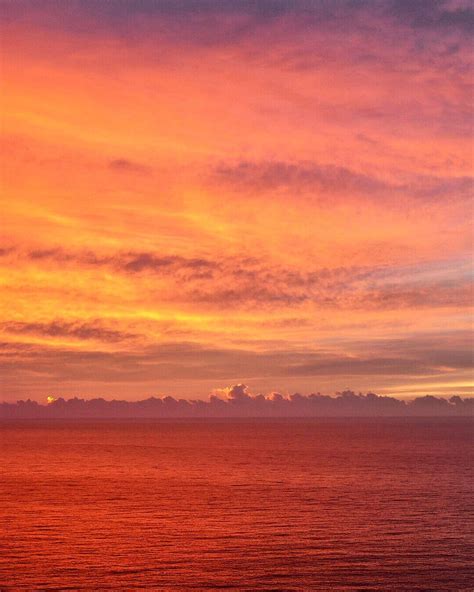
[1,2,473,401]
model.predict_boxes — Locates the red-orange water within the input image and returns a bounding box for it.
[1,419,472,590]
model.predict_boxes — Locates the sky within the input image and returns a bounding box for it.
[0,0,473,402]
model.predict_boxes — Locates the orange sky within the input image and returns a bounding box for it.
[1,0,473,401]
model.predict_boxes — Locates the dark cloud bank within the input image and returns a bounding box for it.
[2,385,472,419]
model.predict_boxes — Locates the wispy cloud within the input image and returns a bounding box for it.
[1,321,138,343]
[1,243,471,315]
[212,160,473,204]
[109,159,152,174]
[1,0,472,400]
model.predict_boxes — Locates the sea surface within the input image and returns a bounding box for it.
[0,419,472,591]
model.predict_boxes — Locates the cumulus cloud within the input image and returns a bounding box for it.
[1,384,472,419]
[0,0,471,416]
[225,383,252,400]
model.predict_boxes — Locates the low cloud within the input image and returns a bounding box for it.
[2,385,472,418]
[1,336,472,385]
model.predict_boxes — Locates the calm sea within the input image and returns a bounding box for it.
[1,419,472,591]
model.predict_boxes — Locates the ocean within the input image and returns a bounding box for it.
[1,419,472,591]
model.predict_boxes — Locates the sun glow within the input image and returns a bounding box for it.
[1,1,472,401]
